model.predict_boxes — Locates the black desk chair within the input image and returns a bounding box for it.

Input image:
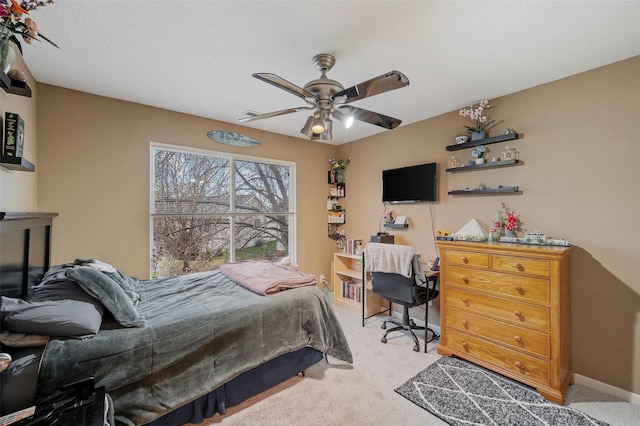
[365,243,439,352]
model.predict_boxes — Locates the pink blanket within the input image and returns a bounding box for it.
[219,260,317,295]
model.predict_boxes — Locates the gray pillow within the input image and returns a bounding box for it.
[65,266,146,328]
[1,296,103,338]
[28,265,104,307]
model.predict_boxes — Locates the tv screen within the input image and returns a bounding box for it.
[382,162,437,203]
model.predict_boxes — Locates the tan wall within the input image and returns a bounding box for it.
[338,56,640,394]
[11,55,638,396]
[35,85,339,280]
[0,53,38,211]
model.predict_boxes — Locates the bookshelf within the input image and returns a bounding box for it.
[332,252,387,320]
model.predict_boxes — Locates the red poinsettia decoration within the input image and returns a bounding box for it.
[501,201,525,233]
[505,213,517,231]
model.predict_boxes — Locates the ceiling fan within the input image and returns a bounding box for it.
[239,53,410,141]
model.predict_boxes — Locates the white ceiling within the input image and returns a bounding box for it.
[20,0,640,145]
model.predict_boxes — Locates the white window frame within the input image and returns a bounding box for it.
[149,142,297,274]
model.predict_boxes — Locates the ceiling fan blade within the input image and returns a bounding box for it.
[238,106,314,123]
[334,106,402,130]
[253,73,316,100]
[332,70,409,104]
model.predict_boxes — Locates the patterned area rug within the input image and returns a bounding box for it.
[395,357,609,426]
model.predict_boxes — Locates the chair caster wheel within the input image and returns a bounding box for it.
[413,345,420,352]
[381,337,387,344]
[381,323,386,330]
[410,319,416,327]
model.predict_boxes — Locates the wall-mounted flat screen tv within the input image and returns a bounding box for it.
[382,162,437,203]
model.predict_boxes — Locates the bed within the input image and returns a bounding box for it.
[0,212,353,425]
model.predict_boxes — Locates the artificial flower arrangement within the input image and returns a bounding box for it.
[1,0,57,56]
[329,156,351,170]
[458,100,495,135]
[501,200,525,235]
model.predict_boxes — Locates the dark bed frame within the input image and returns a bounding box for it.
[0,212,323,425]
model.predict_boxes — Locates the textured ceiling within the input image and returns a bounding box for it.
[19,0,640,145]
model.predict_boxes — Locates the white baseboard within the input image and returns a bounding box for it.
[400,314,640,406]
[574,373,640,406]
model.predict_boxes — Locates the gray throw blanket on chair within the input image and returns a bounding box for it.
[364,243,426,285]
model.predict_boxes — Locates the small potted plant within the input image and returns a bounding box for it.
[459,100,495,141]
[471,145,487,164]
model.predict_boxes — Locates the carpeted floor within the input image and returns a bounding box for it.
[395,356,610,426]
[195,305,639,425]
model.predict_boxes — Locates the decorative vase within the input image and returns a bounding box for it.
[506,230,517,237]
[475,158,485,165]
[493,210,504,238]
[0,30,17,75]
[471,130,485,141]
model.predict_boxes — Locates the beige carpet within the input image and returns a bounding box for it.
[194,304,639,426]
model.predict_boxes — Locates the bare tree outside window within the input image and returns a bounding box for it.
[151,147,293,277]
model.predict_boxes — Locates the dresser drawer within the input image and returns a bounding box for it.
[445,330,550,384]
[445,266,550,304]
[446,287,550,331]
[445,309,550,358]
[492,255,550,277]
[443,250,489,268]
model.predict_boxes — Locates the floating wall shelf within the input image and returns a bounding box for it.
[1,156,35,172]
[0,71,32,97]
[446,132,518,152]
[446,159,524,173]
[383,223,408,229]
[448,187,522,196]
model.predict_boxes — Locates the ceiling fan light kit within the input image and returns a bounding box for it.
[240,53,409,141]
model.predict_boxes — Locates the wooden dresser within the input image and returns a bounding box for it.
[436,240,573,404]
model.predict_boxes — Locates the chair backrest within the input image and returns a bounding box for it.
[364,242,426,308]
[370,271,418,307]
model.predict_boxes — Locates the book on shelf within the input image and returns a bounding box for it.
[341,280,362,302]
[3,112,25,158]
[342,238,362,256]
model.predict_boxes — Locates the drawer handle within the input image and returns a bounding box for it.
[461,320,468,327]
[462,342,469,350]
[514,336,522,343]
[513,262,524,271]
[514,310,522,317]
[515,361,523,369]
[462,298,469,305]
[460,256,468,263]
[515,285,524,294]
[462,276,469,284]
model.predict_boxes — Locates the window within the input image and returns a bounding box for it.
[151,144,295,277]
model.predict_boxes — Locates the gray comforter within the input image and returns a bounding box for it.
[37,270,352,425]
